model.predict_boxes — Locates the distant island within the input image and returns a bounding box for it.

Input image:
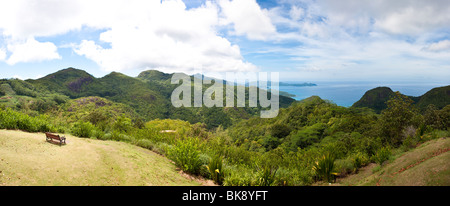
[279,82,317,87]
[276,82,317,98]
[245,81,317,87]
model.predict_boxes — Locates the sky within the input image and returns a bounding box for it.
[0,0,449,83]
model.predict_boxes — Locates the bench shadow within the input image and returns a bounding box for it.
[46,140,66,146]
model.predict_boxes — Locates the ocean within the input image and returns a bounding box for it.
[278,82,449,107]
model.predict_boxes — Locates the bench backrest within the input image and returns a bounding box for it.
[46,132,61,140]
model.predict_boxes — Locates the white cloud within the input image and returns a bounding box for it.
[424,40,450,52]
[219,0,276,40]
[314,0,450,36]
[0,48,6,61]
[289,6,304,21]
[0,0,84,39]
[5,37,61,65]
[0,0,259,73]
[258,0,450,81]
[73,0,257,73]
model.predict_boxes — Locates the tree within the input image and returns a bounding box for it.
[438,105,450,129]
[424,104,441,129]
[380,92,418,146]
[270,123,291,139]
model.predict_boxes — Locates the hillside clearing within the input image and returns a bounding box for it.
[0,129,206,186]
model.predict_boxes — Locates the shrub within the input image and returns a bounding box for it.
[372,147,391,165]
[91,129,105,140]
[262,135,281,151]
[334,158,355,176]
[352,152,369,169]
[312,152,337,183]
[256,164,278,186]
[113,116,133,133]
[134,138,155,150]
[0,108,53,133]
[270,123,291,139]
[273,168,314,186]
[401,134,419,151]
[71,121,95,138]
[223,165,257,186]
[168,137,203,175]
[206,154,225,185]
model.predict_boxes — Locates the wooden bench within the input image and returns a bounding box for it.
[45,132,66,146]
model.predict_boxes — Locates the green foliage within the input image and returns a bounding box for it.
[262,135,281,151]
[289,123,326,150]
[206,154,225,185]
[270,123,291,139]
[201,107,232,129]
[372,147,391,165]
[113,116,133,133]
[168,137,203,175]
[380,92,418,146]
[415,85,450,110]
[424,104,449,130]
[9,80,38,97]
[223,165,258,186]
[312,152,337,183]
[334,158,355,176]
[71,121,96,138]
[351,152,369,169]
[256,164,278,186]
[0,108,54,133]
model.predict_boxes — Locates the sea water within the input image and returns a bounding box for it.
[279,81,449,107]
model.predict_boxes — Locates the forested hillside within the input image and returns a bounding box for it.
[2,67,295,129]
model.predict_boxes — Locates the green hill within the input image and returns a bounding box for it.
[83,71,170,120]
[27,67,95,97]
[352,87,395,113]
[352,85,450,113]
[416,85,450,110]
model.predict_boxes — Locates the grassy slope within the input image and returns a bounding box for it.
[0,130,203,186]
[336,137,450,186]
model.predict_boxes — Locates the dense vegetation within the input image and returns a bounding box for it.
[0,68,449,186]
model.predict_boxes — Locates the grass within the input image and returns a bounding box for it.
[335,137,450,186]
[0,129,204,186]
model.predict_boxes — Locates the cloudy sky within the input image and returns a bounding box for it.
[0,0,449,82]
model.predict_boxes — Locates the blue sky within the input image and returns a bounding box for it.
[0,0,449,83]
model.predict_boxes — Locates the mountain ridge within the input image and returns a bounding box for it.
[352,85,450,113]
[3,67,296,128]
